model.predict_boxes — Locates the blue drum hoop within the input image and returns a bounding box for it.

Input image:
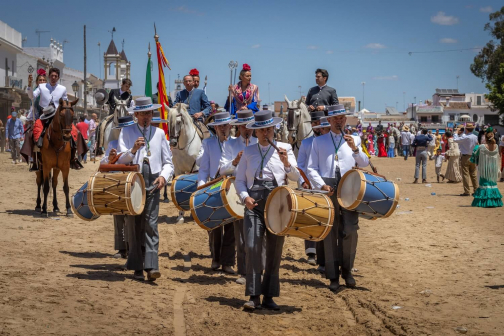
[71,183,100,221]
[189,177,243,231]
[337,169,399,218]
[171,174,198,211]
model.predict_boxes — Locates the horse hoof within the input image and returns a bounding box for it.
[35,207,41,212]
[66,209,74,217]
[163,198,170,204]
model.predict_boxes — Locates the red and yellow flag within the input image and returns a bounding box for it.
[155,38,171,139]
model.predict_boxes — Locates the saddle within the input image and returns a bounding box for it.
[193,119,211,140]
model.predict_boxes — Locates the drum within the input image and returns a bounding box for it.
[190,177,244,231]
[337,169,399,219]
[71,182,100,221]
[171,174,198,211]
[88,172,146,216]
[264,187,334,241]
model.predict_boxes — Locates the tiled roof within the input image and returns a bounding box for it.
[120,50,128,62]
[106,40,118,55]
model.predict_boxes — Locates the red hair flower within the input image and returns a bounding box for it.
[37,68,47,76]
[189,68,199,76]
[242,64,251,71]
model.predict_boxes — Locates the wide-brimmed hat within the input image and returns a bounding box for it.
[246,110,283,129]
[113,116,136,129]
[128,97,161,114]
[402,125,410,132]
[465,123,475,130]
[310,110,325,121]
[39,105,56,120]
[327,104,350,117]
[207,112,233,126]
[94,89,108,106]
[313,117,331,129]
[151,110,168,123]
[230,110,255,125]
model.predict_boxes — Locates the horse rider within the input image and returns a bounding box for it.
[27,67,83,169]
[307,104,369,291]
[117,97,174,281]
[305,69,339,113]
[197,112,237,274]
[152,82,173,108]
[189,68,200,89]
[220,110,260,284]
[107,78,133,115]
[174,74,211,121]
[296,111,329,268]
[235,110,300,311]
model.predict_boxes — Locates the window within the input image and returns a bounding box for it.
[449,114,455,121]
[477,96,482,106]
[432,115,440,123]
[484,114,500,125]
[420,116,428,122]
[109,62,115,76]
[473,114,478,122]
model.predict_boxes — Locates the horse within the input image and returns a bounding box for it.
[36,98,77,217]
[96,97,131,155]
[277,117,289,143]
[285,95,313,156]
[166,103,203,223]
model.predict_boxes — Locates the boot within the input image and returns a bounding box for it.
[437,176,440,183]
[413,178,419,184]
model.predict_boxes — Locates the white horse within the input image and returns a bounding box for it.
[103,97,131,151]
[285,95,313,156]
[166,103,202,223]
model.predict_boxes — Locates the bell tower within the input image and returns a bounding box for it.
[103,38,121,89]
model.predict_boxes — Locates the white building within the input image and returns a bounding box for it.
[103,39,130,89]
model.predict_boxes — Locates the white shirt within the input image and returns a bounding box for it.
[28,83,68,108]
[220,135,258,176]
[297,136,315,185]
[197,136,227,186]
[400,131,411,145]
[434,155,444,168]
[307,131,369,190]
[117,125,174,181]
[236,141,300,202]
[409,133,415,144]
[453,132,478,155]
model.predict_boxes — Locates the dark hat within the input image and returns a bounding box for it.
[310,110,325,121]
[230,110,255,125]
[113,116,135,129]
[152,110,168,123]
[327,104,349,117]
[313,117,331,129]
[207,112,232,126]
[246,110,282,129]
[94,89,108,106]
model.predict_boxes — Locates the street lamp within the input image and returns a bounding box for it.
[72,80,79,98]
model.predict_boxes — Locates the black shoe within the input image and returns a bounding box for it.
[133,270,144,280]
[413,178,419,184]
[342,274,356,288]
[459,193,471,197]
[243,296,261,311]
[113,250,127,259]
[307,253,316,266]
[317,265,325,274]
[329,279,340,291]
[262,297,280,310]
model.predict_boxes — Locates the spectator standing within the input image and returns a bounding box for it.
[6,111,24,164]
[76,116,89,163]
[453,123,479,196]
[400,125,411,160]
[412,129,433,183]
[88,113,97,159]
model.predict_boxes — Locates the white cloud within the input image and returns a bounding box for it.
[326,50,334,54]
[431,11,459,25]
[251,44,260,49]
[372,75,399,81]
[480,6,493,13]
[307,45,318,50]
[365,43,386,49]
[171,6,204,16]
[440,38,458,44]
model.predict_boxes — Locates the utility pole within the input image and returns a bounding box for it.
[35,29,50,47]
[98,42,101,79]
[456,75,459,90]
[84,25,87,114]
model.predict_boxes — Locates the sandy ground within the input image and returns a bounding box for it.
[0,151,503,336]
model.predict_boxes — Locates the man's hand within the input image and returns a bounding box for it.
[308,105,315,111]
[344,135,357,151]
[244,197,258,210]
[28,74,33,87]
[316,105,325,111]
[232,151,243,166]
[193,112,204,119]
[321,184,334,197]
[132,137,145,154]
[108,148,117,162]
[277,148,290,167]
[240,106,248,110]
[153,176,166,190]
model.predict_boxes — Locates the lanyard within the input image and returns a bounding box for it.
[137,124,153,154]
[330,132,344,158]
[217,138,224,153]
[257,144,272,177]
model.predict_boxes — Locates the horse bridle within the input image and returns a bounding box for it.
[49,104,74,154]
[171,113,197,150]
[287,107,313,149]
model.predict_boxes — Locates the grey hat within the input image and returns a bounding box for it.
[94,89,108,106]
[39,105,56,120]
[128,96,161,114]
[113,116,136,129]
[246,110,283,129]
[152,110,168,123]
[313,117,331,129]
[207,112,232,126]
[310,110,325,121]
[327,104,350,117]
[230,110,255,125]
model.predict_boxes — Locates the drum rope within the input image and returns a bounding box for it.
[193,190,235,225]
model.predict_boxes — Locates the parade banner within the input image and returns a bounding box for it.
[154,25,171,139]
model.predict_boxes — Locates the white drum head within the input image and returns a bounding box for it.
[225,180,245,217]
[339,170,363,208]
[130,174,144,213]
[265,187,293,234]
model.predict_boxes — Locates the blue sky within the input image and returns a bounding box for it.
[2,0,502,112]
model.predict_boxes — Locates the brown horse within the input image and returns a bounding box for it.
[36,98,77,217]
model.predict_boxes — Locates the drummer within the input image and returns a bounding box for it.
[307,104,369,291]
[198,112,236,274]
[236,110,300,310]
[100,115,136,260]
[117,97,174,281]
[296,110,325,267]
[220,110,259,285]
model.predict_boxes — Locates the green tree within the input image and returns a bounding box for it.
[485,64,504,121]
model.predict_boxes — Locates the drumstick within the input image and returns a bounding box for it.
[149,182,159,194]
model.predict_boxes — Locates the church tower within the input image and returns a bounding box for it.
[103,38,131,89]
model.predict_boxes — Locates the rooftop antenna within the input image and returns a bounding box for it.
[35,29,50,47]
[122,39,125,50]
[22,36,27,47]
[108,27,116,40]
[63,39,69,50]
